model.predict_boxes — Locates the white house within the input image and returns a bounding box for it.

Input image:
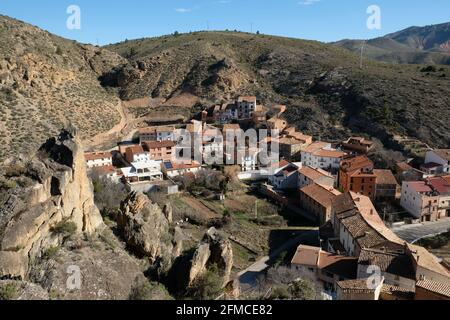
[298,166,335,189]
[85,152,113,169]
[301,142,346,173]
[424,149,450,174]
[162,161,202,178]
[121,161,163,186]
[125,145,151,164]
[139,126,176,143]
[269,162,302,190]
[400,181,440,221]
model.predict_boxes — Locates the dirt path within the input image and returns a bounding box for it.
[83,99,133,150]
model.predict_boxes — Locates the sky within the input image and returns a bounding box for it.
[0,0,449,45]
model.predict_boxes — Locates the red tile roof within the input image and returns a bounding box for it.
[84,152,112,161]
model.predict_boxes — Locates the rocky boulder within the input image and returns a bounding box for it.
[188,228,233,288]
[117,192,173,266]
[0,128,104,280]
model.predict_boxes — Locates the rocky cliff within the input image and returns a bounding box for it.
[0,128,103,280]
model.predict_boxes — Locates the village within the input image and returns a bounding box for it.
[84,96,450,301]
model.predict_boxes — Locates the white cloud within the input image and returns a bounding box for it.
[175,8,192,13]
[299,0,320,5]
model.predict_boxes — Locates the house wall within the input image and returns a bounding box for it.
[86,157,112,169]
[425,152,449,173]
[299,191,330,225]
[400,182,440,220]
[339,225,359,257]
[149,146,173,162]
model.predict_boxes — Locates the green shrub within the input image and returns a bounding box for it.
[0,283,18,300]
[186,264,223,300]
[51,220,77,238]
[42,246,59,260]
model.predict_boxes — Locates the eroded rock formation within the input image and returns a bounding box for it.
[117,192,174,266]
[188,227,233,288]
[0,128,104,280]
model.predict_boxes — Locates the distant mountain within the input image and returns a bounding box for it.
[334,22,450,65]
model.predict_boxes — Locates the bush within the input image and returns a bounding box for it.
[186,264,223,300]
[0,283,18,300]
[129,280,172,300]
[42,246,59,260]
[51,220,77,238]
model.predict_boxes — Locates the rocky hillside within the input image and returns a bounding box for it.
[334,22,450,65]
[0,15,125,161]
[106,31,450,150]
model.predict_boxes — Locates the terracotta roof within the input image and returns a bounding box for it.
[139,125,175,134]
[143,140,176,150]
[427,177,450,195]
[336,279,379,293]
[315,149,346,158]
[407,244,450,278]
[126,145,146,155]
[85,152,112,161]
[396,162,414,172]
[299,166,332,181]
[237,96,257,102]
[279,137,304,146]
[303,141,330,154]
[300,183,341,208]
[373,169,398,186]
[443,175,450,184]
[285,131,312,143]
[164,161,202,171]
[91,165,117,175]
[416,279,450,298]
[350,192,404,245]
[432,149,450,161]
[291,245,358,279]
[407,181,433,193]
[340,155,374,173]
[291,245,320,266]
[358,248,416,280]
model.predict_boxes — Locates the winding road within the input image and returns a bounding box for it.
[391,218,450,243]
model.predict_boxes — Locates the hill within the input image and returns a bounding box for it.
[0,15,125,161]
[334,22,450,65]
[105,31,450,153]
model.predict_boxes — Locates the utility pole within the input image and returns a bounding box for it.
[251,22,253,33]
[255,200,258,220]
[206,20,210,31]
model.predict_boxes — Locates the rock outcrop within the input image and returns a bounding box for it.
[117,192,173,266]
[188,228,233,288]
[0,128,104,280]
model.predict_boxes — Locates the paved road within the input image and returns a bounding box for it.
[391,218,450,243]
[237,229,319,293]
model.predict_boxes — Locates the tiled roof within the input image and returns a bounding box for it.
[427,176,450,195]
[373,169,398,185]
[237,96,257,102]
[300,183,341,209]
[291,245,320,266]
[358,249,416,280]
[303,141,330,154]
[85,152,112,161]
[407,244,450,278]
[143,140,176,150]
[126,145,146,155]
[336,279,378,293]
[381,284,415,299]
[314,149,346,158]
[407,181,433,193]
[340,155,374,173]
[299,166,332,181]
[416,279,450,298]
[164,161,201,171]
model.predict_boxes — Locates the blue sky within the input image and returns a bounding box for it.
[0,0,449,45]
